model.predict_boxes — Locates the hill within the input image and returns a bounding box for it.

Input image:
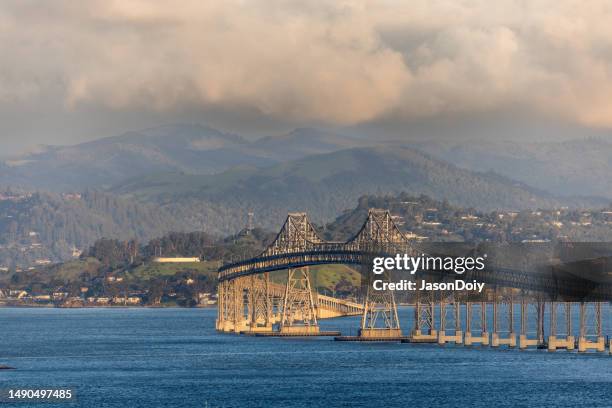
[414,138,612,200]
[111,146,605,234]
[0,125,365,191]
[0,124,262,190]
[0,190,190,266]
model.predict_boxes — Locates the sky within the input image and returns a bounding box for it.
[1,0,612,153]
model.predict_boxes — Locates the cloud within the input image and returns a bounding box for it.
[1,0,612,129]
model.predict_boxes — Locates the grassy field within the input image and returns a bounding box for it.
[45,257,102,281]
[269,264,360,292]
[42,258,358,293]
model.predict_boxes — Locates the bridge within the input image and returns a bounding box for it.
[217,209,611,353]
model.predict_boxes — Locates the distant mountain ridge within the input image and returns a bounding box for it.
[4,123,612,202]
[2,123,611,267]
[0,124,366,191]
[413,138,612,200]
[0,124,257,190]
[111,146,605,234]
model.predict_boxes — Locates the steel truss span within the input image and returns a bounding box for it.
[216,209,610,351]
[218,210,612,299]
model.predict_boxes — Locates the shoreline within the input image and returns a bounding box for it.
[0,304,217,309]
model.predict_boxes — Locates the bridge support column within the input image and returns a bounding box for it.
[216,280,226,331]
[438,293,462,345]
[279,267,319,334]
[217,278,248,333]
[548,302,574,351]
[246,273,273,332]
[358,269,402,339]
[578,302,605,352]
[491,293,516,348]
[519,298,545,349]
[465,302,489,346]
[411,290,437,342]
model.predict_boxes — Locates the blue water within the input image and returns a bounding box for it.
[0,307,611,408]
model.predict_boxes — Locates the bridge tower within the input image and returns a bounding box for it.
[265,212,322,255]
[578,302,605,352]
[280,267,320,334]
[353,209,407,339]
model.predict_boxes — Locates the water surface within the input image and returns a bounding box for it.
[0,308,610,407]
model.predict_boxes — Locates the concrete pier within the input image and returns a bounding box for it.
[491,332,516,347]
[465,331,489,346]
[547,335,575,351]
[578,336,606,352]
[410,329,438,343]
[438,330,463,345]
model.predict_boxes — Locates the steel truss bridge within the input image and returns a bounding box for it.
[217,209,611,352]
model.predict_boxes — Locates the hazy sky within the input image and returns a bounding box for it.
[1,0,612,153]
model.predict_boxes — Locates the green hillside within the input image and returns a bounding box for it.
[112,146,604,234]
[0,190,190,266]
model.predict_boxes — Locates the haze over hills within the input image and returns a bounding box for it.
[0,125,366,191]
[111,146,605,234]
[3,122,612,203]
[412,138,612,200]
[0,124,259,190]
[2,123,612,268]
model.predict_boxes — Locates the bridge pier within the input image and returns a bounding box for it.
[410,290,437,342]
[491,294,516,348]
[519,298,545,349]
[578,302,606,352]
[547,302,574,351]
[438,293,462,345]
[279,267,320,334]
[245,273,273,332]
[465,302,489,346]
[216,278,249,333]
[356,266,403,340]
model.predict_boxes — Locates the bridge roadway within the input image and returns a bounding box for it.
[219,249,612,300]
[219,210,612,299]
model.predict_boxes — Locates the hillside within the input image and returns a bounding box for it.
[6,192,612,307]
[0,125,365,191]
[236,127,371,161]
[414,138,612,200]
[0,124,263,190]
[0,190,190,266]
[112,146,605,234]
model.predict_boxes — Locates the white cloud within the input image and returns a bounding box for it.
[1,0,612,128]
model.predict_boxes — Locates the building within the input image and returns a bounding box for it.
[152,257,200,263]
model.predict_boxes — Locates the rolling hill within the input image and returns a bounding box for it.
[0,125,366,191]
[0,190,190,266]
[111,146,605,234]
[414,138,612,200]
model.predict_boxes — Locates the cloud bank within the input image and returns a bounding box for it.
[1,0,612,137]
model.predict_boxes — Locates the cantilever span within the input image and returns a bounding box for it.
[217,209,414,336]
[216,209,610,350]
[218,210,612,298]
[218,209,414,282]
